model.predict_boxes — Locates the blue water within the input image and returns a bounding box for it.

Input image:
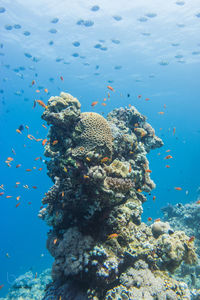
[0,0,200,296]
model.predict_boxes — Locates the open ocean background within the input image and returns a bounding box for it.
[0,0,200,296]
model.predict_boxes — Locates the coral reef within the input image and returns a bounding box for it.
[162,201,200,295]
[0,269,51,300]
[38,92,197,300]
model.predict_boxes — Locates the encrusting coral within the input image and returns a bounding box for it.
[39,92,197,300]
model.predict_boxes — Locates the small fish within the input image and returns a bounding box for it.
[36,89,40,93]
[164,104,166,108]
[11,148,16,155]
[18,124,24,131]
[153,196,156,201]
[16,196,20,200]
[188,236,195,243]
[91,101,98,107]
[196,200,200,204]
[63,167,68,173]
[138,95,142,99]
[129,164,132,173]
[32,80,36,85]
[32,186,37,189]
[103,98,106,101]
[137,189,142,193]
[0,184,4,190]
[16,129,22,134]
[165,165,170,168]
[83,175,89,179]
[173,127,176,135]
[0,192,4,196]
[107,233,118,240]
[0,285,4,290]
[101,157,110,163]
[145,169,152,173]
[26,169,32,172]
[53,238,58,244]
[174,187,182,191]
[44,88,48,93]
[164,155,173,159]
[145,98,150,101]
[158,111,164,115]
[38,168,43,171]
[16,182,20,185]
[7,157,14,161]
[107,92,110,99]
[166,149,171,152]
[34,157,41,161]
[148,217,152,221]
[107,85,114,91]
[42,139,48,146]
[36,100,47,109]
[23,185,29,189]
[155,218,160,222]
[101,103,106,106]
[33,100,36,108]
[16,202,21,207]
[6,196,12,198]
[16,164,21,168]
[86,157,91,162]
[52,140,58,145]
[35,272,38,279]
[28,201,32,205]
[61,191,64,197]
[60,76,64,81]
[6,253,10,258]
[42,124,47,129]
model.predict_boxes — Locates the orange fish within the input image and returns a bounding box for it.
[145,98,150,101]
[42,124,47,129]
[107,85,114,92]
[129,164,132,173]
[36,89,40,93]
[145,169,152,173]
[137,189,142,193]
[44,88,48,93]
[107,233,118,240]
[196,200,200,204]
[6,196,12,198]
[36,100,47,109]
[32,80,35,85]
[173,127,176,135]
[42,139,48,146]
[60,76,64,81]
[164,104,166,108]
[165,165,170,168]
[158,111,164,115]
[16,129,22,134]
[32,186,37,189]
[53,238,58,245]
[16,182,20,185]
[33,166,36,169]
[188,236,195,243]
[61,191,64,197]
[153,196,156,201]
[164,155,172,159]
[7,157,13,161]
[16,196,20,201]
[91,101,98,107]
[34,157,41,161]
[28,202,32,205]
[148,217,152,221]
[0,285,4,290]
[83,175,89,179]
[52,140,58,145]
[155,218,161,222]
[101,103,106,106]
[166,150,171,152]
[26,169,32,172]
[16,164,21,168]
[101,157,110,163]
[0,192,4,196]
[16,202,20,208]
[38,168,43,171]
[27,134,36,140]
[174,187,182,191]
[138,95,142,99]
[103,98,106,101]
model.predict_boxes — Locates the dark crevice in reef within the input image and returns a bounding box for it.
[38,92,197,300]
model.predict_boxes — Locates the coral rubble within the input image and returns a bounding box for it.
[38,92,197,299]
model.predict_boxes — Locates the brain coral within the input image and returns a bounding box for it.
[72,112,113,157]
